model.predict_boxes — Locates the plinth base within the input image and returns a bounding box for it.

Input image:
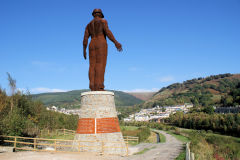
[74,132,127,155]
[73,91,127,156]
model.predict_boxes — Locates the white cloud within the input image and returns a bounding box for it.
[30,88,67,94]
[158,76,174,83]
[123,88,159,93]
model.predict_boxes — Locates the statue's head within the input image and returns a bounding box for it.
[92,9,104,18]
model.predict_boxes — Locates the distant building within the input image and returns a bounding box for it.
[123,118,132,122]
[215,107,240,114]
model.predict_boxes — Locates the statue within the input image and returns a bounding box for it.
[83,9,122,91]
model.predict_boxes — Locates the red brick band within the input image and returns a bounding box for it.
[76,118,95,134]
[76,117,120,134]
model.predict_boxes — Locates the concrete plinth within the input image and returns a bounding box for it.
[73,91,127,156]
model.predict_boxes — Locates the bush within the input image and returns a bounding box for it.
[207,130,213,134]
[174,128,181,135]
[137,127,151,142]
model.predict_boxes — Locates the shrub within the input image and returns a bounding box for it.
[174,128,181,135]
[207,130,213,134]
[137,127,151,142]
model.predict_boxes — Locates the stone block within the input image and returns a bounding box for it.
[0,146,14,153]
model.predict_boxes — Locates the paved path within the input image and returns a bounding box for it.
[126,130,184,160]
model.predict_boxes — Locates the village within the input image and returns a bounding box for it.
[123,104,193,122]
[46,103,194,122]
[46,106,81,115]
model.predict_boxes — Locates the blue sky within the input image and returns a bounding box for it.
[0,0,239,94]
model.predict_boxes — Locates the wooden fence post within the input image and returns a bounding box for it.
[78,141,80,152]
[34,138,37,151]
[126,141,128,156]
[191,152,195,160]
[186,142,191,160]
[14,137,17,149]
[54,139,57,151]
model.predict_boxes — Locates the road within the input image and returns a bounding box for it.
[126,130,184,160]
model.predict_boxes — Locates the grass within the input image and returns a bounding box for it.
[134,148,151,155]
[181,128,240,142]
[121,126,151,143]
[175,148,186,160]
[174,127,240,160]
[165,130,190,143]
[145,131,157,143]
[120,126,138,131]
[127,141,138,146]
[40,133,75,140]
[159,132,166,143]
[133,146,156,155]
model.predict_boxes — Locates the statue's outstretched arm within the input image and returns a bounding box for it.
[83,26,90,59]
[103,20,122,51]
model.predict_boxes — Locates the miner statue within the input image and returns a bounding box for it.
[83,9,122,91]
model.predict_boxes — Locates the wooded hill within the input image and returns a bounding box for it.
[141,73,240,108]
[32,90,143,109]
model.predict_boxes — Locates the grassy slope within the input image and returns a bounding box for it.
[32,90,143,108]
[127,92,156,101]
[142,73,240,108]
[177,127,240,160]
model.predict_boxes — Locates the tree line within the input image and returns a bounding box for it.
[167,112,240,137]
[0,73,78,137]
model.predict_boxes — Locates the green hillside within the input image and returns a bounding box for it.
[32,90,143,109]
[142,73,240,108]
[118,73,240,118]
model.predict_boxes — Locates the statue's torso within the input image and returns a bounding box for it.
[87,19,106,39]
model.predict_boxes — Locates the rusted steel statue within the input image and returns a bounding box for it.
[83,9,122,91]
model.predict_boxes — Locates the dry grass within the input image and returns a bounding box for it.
[122,130,141,137]
[145,132,157,143]
[191,139,215,160]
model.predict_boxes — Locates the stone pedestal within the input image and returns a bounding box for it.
[73,91,127,156]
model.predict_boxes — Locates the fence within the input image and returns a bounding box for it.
[123,136,139,144]
[186,142,195,160]
[0,135,128,156]
[40,129,139,144]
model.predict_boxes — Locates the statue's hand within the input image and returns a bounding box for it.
[84,50,87,60]
[115,42,122,52]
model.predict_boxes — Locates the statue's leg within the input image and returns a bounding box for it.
[89,46,96,91]
[95,44,107,91]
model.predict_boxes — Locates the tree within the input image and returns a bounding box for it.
[203,106,214,114]
[7,72,16,112]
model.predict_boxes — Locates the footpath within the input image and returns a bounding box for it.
[126,130,183,160]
